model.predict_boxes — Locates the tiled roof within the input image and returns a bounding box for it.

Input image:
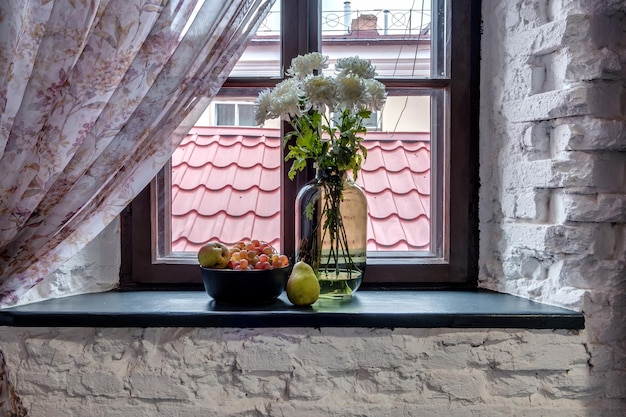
[171,126,430,252]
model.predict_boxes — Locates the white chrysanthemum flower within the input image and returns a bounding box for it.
[287,52,329,79]
[301,75,337,112]
[254,53,388,183]
[364,79,387,111]
[335,56,377,79]
[254,88,275,125]
[336,75,367,110]
[271,78,302,120]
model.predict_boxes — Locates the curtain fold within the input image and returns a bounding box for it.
[0,0,275,306]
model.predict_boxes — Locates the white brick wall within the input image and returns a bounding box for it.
[0,0,624,416]
[479,0,626,416]
[479,0,625,304]
[1,326,620,417]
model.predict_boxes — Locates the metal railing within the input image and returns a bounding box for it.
[256,7,431,37]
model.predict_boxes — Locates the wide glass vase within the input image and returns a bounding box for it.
[295,168,367,298]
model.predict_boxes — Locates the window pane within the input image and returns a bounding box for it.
[363,111,379,130]
[128,0,480,286]
[170,96,282,253]
[168,2,445,259]
[215,104,235,126]
[169,92,435,256]
[359,92,433,254]
[332,111,379,131]
[228,2,281,77]
[124,0,477,286]
[321,0,441,78]
[238,104,256,126]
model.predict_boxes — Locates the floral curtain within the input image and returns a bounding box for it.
[0,0,275,307]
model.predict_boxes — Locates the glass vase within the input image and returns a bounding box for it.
[295,168,367,299]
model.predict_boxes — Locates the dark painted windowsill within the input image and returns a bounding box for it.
[0,290,584,329]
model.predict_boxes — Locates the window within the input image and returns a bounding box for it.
[120,0,480,288]
[332,110,380,131]
[214,102,256,126]
[362,111,380,131]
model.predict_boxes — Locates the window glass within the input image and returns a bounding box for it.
[332,111,379,131]
[228,1,281,77]
[215,103,235,126]
[321,0,441,78]
[363,111,379,130]
[125,0,479,286]
[167,1,442,258]
[238,104,256,126]
[212,103,257,126]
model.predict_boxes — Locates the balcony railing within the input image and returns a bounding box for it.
[256,7,431,37]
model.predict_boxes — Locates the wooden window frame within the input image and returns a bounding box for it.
[119,0,481,290]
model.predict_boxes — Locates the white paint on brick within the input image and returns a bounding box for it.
[503,83,622,122]
[0,326,610,417]
[553,117,626,151]
[555,191,626,222]
[567,46,623,81]
[67,371,125,397]
[479,1,625,415]
[0,0,624,416]
[523,122,551,153]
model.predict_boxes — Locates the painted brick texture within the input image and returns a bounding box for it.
[480,0,625,304]
[479,0,625,415]
[0,0,624,416]
[1,326,620,417]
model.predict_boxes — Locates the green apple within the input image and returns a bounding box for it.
[198,242,230,269]
[286,261,320,306]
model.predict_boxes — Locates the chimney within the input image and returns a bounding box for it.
[351,14,378,33]
[344,2,351,33]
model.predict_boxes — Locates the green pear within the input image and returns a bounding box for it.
[286,261,320,306]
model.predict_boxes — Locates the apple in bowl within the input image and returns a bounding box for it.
[197,242,230,269]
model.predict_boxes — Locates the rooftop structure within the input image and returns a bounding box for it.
[171,126,431,252]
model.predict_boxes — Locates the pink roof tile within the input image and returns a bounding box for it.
[369,215,410,248]
[406,146,430,173]
[254,189,281,217]
[386,169,420,194]
[362,145,386,169]
[248,215,282,248]
[365,188,397,219]
[404,215,431,248]
[411,171,431,195]
[357,167,390,194]
[259,167,280,191]
[170,126,431,253]
[172,211,228,250]
[230,165,266,191]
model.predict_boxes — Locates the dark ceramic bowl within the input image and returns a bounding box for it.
[200,266,291,305]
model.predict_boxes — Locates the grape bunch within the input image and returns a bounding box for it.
[228,240,290,270]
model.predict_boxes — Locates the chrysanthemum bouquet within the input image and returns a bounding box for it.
[254,52,387,181]
[255,53,386,293]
